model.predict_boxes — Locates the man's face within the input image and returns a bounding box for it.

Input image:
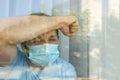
[25,30,58,46]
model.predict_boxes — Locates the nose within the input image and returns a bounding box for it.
[40,33,48,44]
[40,39,47,44]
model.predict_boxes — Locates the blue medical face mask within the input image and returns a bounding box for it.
[28,44,59,66]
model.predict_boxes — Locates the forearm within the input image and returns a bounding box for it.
[0,15,77,44]
[0,16,58,44]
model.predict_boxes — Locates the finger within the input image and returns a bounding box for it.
[70,23,79,29]
[69,22,78,30]
[69,25,79,33]
[70,29,78,33]
[69,21,76,26]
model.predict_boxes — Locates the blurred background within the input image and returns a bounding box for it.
[0,0,120,80]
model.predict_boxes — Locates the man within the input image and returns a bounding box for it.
[0,14,79,80]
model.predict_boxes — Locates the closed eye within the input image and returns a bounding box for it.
[48,36,58,41]
[49,38,57,41]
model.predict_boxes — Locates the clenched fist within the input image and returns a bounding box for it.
[55,16,79,36]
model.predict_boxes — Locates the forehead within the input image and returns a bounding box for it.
[23,30,58,46]
[34,30,58,40]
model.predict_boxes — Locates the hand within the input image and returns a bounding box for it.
[58,16,79,36]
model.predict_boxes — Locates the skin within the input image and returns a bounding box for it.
[0,15,79,66]
[21,30,59,69]
[24,30,59,46]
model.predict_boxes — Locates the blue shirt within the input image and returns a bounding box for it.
[0,47,77,80]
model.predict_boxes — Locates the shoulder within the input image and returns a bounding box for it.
[56,57,77,77]
[56,57,74,69]
[11,44,29,66]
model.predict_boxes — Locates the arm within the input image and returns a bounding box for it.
[0,15,79,66]
[0,16,78,44]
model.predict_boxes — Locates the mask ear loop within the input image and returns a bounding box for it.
[23,35,41,56]
[58,30,61,51]
[23,48,29,55]
[21,42,30,56]
[16,43,29,57]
